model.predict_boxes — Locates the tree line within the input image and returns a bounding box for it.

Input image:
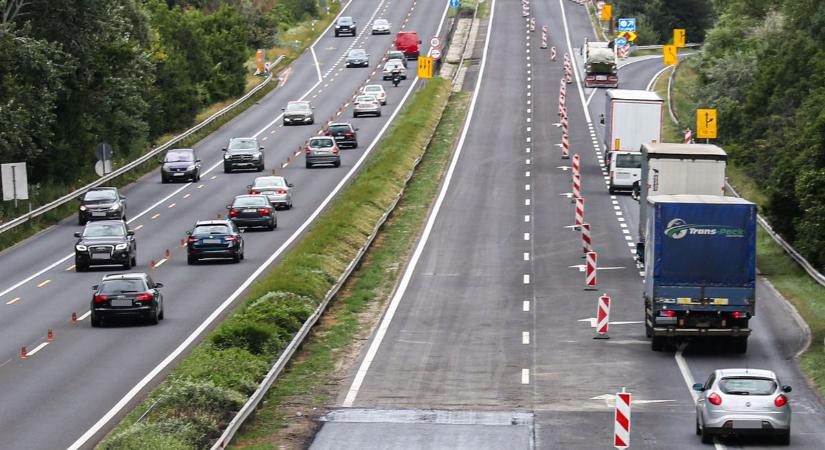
[0,0,320,187]
[607,0,716,45]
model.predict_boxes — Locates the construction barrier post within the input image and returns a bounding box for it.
[572,173,581,203]
[47,329,54,341]
[20,346,28,359]
[594,294,610,339]
[585,251,597,289]
[614,390,631,449]
[581,222,592,255]
[575,197,585,229]
[572,153,580,177]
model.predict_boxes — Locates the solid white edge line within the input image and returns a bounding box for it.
[646,65,672,92]
[342,0,494,408]
[558,0,591,124]
[311,46,323,83]
[68,9,432,450]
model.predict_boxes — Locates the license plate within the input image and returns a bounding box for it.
[733,420,762,429]
[243,209,257,213]
[203,239,221,244]
[173,172,185,176]
[91,212,106,217]
[91,253,110,260]
[596,75,607,80]
[111,299,132,307]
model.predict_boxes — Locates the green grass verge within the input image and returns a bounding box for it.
[664,55,825,399]
[97,78,453,449]
[229,90,471,449]
[654,59,700,143]
[0,6,339,253]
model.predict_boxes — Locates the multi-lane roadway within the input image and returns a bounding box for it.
[314,0,825,449]
[0,1,451,448]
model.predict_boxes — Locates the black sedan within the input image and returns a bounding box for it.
[186,220,244,264]
[90,273,164,327]
[74,220,136,271]
[78,187,127,225]
[227,195,276,230]
[346,49,369,67]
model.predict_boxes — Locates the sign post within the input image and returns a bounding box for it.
[1,162,29,208]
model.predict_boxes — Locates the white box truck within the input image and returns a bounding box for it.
[635,143,728,263]
[601,90,663,161]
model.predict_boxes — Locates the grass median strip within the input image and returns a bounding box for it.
[98,78,453,449]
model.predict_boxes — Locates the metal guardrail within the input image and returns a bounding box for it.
[0,56,283,235]
[634,43,701,50]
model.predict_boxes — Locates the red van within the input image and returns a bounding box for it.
[395,31,421,59]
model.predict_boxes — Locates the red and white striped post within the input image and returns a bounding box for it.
[614,390,631,449]
[561,132,570,159]
[572,153,580,177]
[683,128,694,144]
[566,69,573,84]
[581,222,592,255]
[542,25,548,33]
[550,46,557,61]
[541,32,548,48]
[558,92,566,116]
[560,109,569,131]
[530,17,536,31]
[594,294,610,339]
[574,197,584,229]
[585,250,597,289]
[572,173,581,203]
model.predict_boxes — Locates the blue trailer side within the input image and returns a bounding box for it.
[643,195,757,353]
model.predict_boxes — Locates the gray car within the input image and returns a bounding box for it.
[248,176,293,209]
[223,137,264,173]
[160,148,201,183]
[282,100,315,126]
[353,95,381,118]
[694,368,791,445]
[346,49,369,68]
[305,136,340,168]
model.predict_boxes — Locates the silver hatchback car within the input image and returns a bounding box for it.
[353,95,381,118]
[694,368,791,445]
[248,176,293,210]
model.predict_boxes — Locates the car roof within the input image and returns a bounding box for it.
[166,148,194,153]
[88,187,117,192]
[310,135,335,140]
[85,220,126,227]
[329,122,353,127]
[195,219,232,226]
[101,272,148,281]
[716,368,777,379]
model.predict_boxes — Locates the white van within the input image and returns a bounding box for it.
[608,151,642,194]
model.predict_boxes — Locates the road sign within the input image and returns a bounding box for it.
[431,47,442,60]
[615,37,627,48]
[94,160,113,177]
[673,28,686,48]
[617,18,636,32]
[663,44,678,65]
[600,4,612,21]
[417,56,433,78]
[696,108,717,139]
[1,162,29,203]
[449,0,459,7]
[94,142,113,161]
[430,36,440,48]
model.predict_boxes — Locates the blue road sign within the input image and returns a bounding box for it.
[617,18,636,32]
[449,0,460,7]
[615,37,628,48]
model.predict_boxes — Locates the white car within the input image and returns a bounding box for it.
[353,95,381,118]
[361,84,387,105]
[382,60,407,80]
[371,18,391,35]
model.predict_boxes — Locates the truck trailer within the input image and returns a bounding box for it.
[602,89,663,156]
[643,195,756,353]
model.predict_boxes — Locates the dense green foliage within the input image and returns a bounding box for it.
[609,0,716,44]
[0,0,320,193]
[692,0,825,269]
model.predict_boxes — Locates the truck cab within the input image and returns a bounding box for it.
[395,31,420,59]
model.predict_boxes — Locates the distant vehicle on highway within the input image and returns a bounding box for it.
[248,176,294,210]
[160,148,201,183]
[90,273,164,327]
[223,137,264,173]
[78,187,127,225]
[386,50,408,68]
[282,100,315,126]
[186,219,244,264]
[362,84,387,105]
[74,220,136,272]
[694,368,791,445]
[346,49,370,68]
[334,16,356,37]
[325,122,358,148]
[371,18,391,35]
[305,136,341,168]
[607,151,641,194]
[382,60,407,80]
[227,194,276,230]
[353,95,381,118]
[395,31,420,59]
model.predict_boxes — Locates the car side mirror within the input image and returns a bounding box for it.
[355,127,360,131]
[92,285,98,291]
[246,185,253,189]
[74,232,81,238]
[782,385,792,393]
[78,196,84,201]
[222,148,227,151]
[281,108,285,111]
[692,383,705,392]
[155,282,163,288]
[226,205,232,209]
[127,230,135,236]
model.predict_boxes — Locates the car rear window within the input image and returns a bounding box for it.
[233,196,268,207]
[356,96,375,103]
[719,377,777,395]
[100,279,146,294]
[616,153,642,169]
[310,139,334,148]
[329,125,352,133]
[364,86,381,93]
[193,225,230,235]
[83,223,125,237]
[253,177,285,188]
[84,190,116,201]
[165,150,194,162]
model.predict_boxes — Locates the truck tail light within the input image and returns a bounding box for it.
[708,393,722,406]
[774,394,788,407]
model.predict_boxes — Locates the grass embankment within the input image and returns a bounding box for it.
[0,5,341,253]
[98,78,454,449]
[230,90,471,450]
[663,59,825,399]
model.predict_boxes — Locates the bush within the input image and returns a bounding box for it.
[176,346,270,395]
[210,320,282,355]
[100,422,190,450]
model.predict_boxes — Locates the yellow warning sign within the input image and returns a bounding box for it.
[417,56,433,79]
[663,45,678,66]
[600,4,612,21]
[696,108,717,139]
[673,29,686,48]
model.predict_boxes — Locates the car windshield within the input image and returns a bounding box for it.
[233,196,268,207]
[229,139,257,150]
[329,125,352,133]
[100,279,146,294]
[357,95,376,103]
[84,190,116,201]
[719,377,777,395]
[253,177,286,188]
[338,17,352,24]
[388,52,403,59]
[83,223,125,237]
[164,150,194,162]
[310,139,334,148]
[193,225,230,236]
[616,153,642,169]
[286,102,309,111]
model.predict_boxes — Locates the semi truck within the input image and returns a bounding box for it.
[584,41,618,88]
[601,89,663,158]
[635,143,727,263]
[643,195,757,353]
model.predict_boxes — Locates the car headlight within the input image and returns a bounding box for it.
[115,243,128,250]
[187,164,197,171]
[252,153,262,160]
[79,206,87,211]
[76,245,87,251]
[224,153,230,159]
[109,203,121,211]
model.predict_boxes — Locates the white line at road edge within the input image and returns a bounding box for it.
[311,46,323,83]
[342,0,496,408]
[646,65,672,92]
[558,0,591,124]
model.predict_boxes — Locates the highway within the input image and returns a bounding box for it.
[314,0,825,449]
[0,1,451,448]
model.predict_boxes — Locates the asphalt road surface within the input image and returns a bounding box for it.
[0,1,451,448]
[314,0,825,449]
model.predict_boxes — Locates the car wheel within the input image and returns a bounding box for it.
[267,220,276,231]
[187,256,197,265]
[122,260,131,270]
[131,254,137,267]
[775,431,790,445]
[233,253,241,263]
[257,163,264,172]
[148,308,159,325]
[700,426,714,444]
[288,201,293,210]
[651,336,665,352]
[196,172,201,181]
[377,111,382,117]
[353,112,358,118]
[161,176,169,184]
[91,314,101,328]
[240,250,245,260]
[158,302,164,320]
[732,336,748,354]
[79,216,87,226]
[75,262,87,272]
[352,142,358,149]
[334,161,341,168]
[305,162,312,169]
[334,31,339,37]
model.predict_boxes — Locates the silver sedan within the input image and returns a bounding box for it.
[248,176,294,210]
[353,95,381,118]
[694,368,791,445]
